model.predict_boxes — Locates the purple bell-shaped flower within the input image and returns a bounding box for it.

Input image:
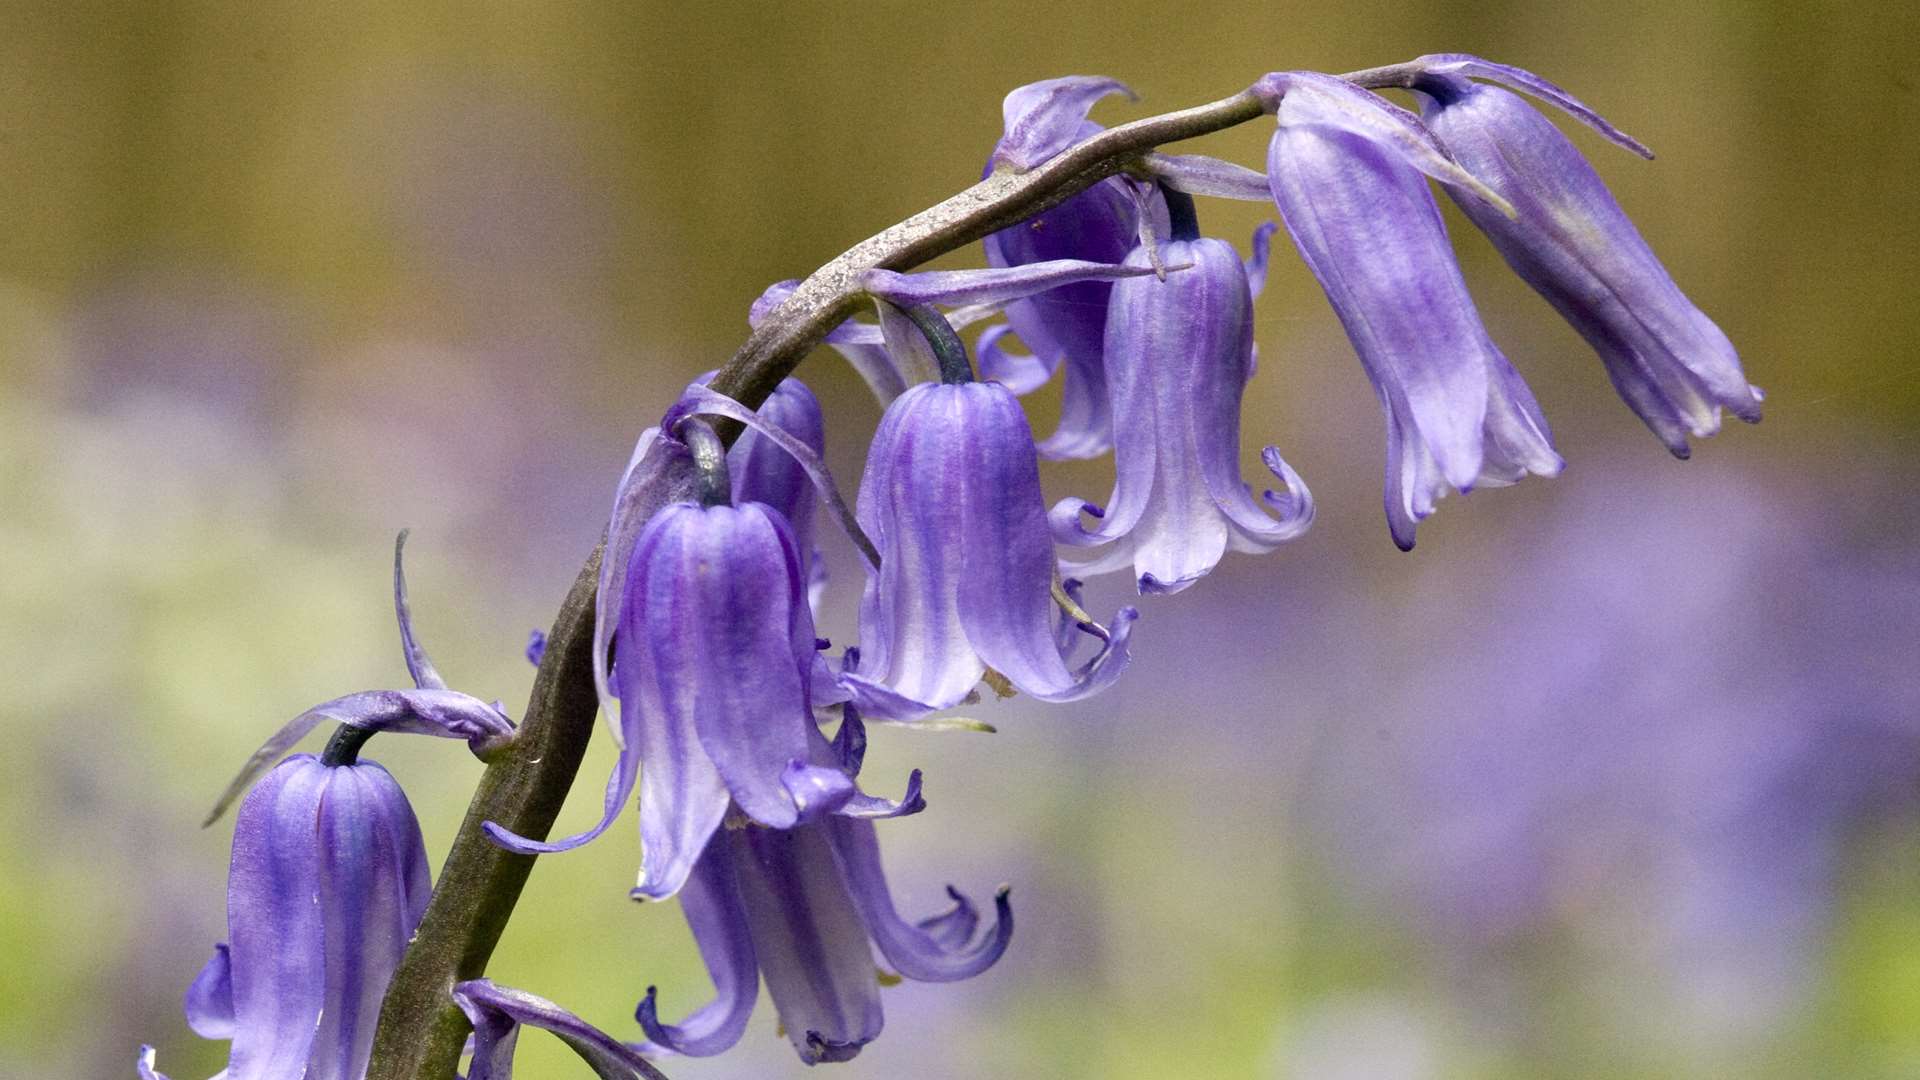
[1402,54,1762,456]
[637,709,1008,1065]
[140,755,432,1080]
[1258,71,1563,549]
[1051,215,1314,592]
[847,372,1136,715]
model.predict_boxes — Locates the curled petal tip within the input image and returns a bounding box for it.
[804,1030,869,1064]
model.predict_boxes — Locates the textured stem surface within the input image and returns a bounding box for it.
[366,69,1394,1079]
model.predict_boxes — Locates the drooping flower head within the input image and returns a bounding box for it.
[1399,54,1762,456]
[1257,71,1564,549]
[845,375,1136,715]
[485,375,935,898]
[637,707,1009,1064]
[982,76,1169,459]
[489,489,862,899]
[142,534,509,1079]
[141,755,432,1080]
[1052,219,1314,592]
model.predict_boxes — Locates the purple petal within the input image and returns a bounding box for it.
[991,75,1135,170]
[975,323,1059,394]
[596,427,701,749]
[828,815,1012,982]
[836,768,927,820]
[454,978,667,1080]
[1245,221,1278,300]
[308,763,431,1080]
[1052,236,1311,593]
[1268,103,1559,548]
[858,382,1138,704]
[783,760,858,823]
[1144,152,1273,201]
[918,886,984,951]
[183,943,235,1040]
[1413,53,1655,158]
[853,385,994,709]
[671,384,876,572]
[948,384,1129,698]
[524,628,546,667]
[134,1046,168,1080]
[983,173,1154,460]
[689,374,827,568]
[642,504,816,829]
[733,824,884,1063]
[224,757,331,1080]
[1416,78,1758,454]
[861,259,1161,310]
[633,833,760,1058]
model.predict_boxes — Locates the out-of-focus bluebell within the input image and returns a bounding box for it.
[1257,71,1562,549]
[1402,54,1763,456]
[1308,465,1920,1044]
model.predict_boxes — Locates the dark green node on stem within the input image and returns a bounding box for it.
[320,724,376,768]
[901,303,975,384]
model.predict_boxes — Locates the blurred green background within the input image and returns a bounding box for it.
[4,2,1918,1077]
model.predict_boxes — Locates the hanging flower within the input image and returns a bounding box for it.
[1403,53,1762,456]
[846,378,1135,714]
[1052,221,1314,592]
[1257,71,1563,549]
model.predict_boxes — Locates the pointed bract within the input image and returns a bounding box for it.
[454,979,667,1080]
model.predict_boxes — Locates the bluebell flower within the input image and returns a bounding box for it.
[844,377,1136,715]
[637,710,1008,1065]
[1400,54,1762,456]
[1051,221,1314,592]
[1257,71,1563,549]
[141,534,510,1078]
[140,754,432,1080]
[487,493,880,899]
[981,76,1167,459]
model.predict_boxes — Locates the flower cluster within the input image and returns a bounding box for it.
[147,51,1757,1079]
